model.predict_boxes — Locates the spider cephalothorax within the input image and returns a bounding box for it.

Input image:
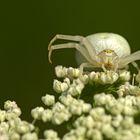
[48,33,140,73]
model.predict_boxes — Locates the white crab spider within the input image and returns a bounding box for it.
[48,33,140,73]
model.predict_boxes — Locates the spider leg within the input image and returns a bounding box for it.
[79,62,95,75]
[48,34,98,65]
[81,38,97,57]
[119,51,140,68]
[48,34,84,51]
[131,62,140,71]
[48,42,93,64]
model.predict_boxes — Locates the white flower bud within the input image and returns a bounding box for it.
[63,134,77,140]
[4,100,18,111]
[112,115,123,127]
[94,93,108,106]
[41,109,52,122]
[31,107,44,120]
[0,122,9,132]
[21,132,38,140]
[82,116,94,128]
[64,78,71,86]
[0,110,6,122]
[93,72,100,82]
[6,112,19,120]
[69,100,82,115]
[123,106,135,116]
[106,101,123,115]
[52,112,69,125]
[74,127,86,137]
[79,74,89,84]
[101,71,118,84]
[44,129,58,139]
[53,80,69,93]
[81,103,91,113]
[121,117,134,129]
[90,107,105,121]
[55,65,67,78]
[12,108,21,117]
[41,94,55,106]
[101,124,115,138]
[67,67,80,78]
[87,129,103,140]
[52,102,66,112]
[16,121,30,134]
[0,132,9,140]
[10,132,20,140]
[119,70,130,81]
[89,71,96,81]
[59,95,74,106]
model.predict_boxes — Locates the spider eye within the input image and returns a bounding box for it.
[103,49,113,53]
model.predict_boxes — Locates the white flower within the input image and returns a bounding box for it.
[121,116,134,129]
[52,109,71,125]
[12,108,21,117]
[6,112,19,120]
[52,102,66,112]
[59,95,74,106]
[123,106,135,116]
[9,132,20,140]
[0,122,9,132]
[82,103,92,113]
[74,127,86,137]
[0,132,9,140]
[89,71,100,83]
[31,107,44,120]
[41,109,53,122]
[87,129,103,140]
[90,107,105,121]
[105,100,123,115]
[79,74,89,84]
[112,115,123,127]
[119,70,131,81]
[81,116,94,129]
[44,129,58,139]
[64,78,71,86]
[21,132,38,140]
[101,124,115,139]
[100,71,118,84]
[55,65,68,78]
[94,93,106,106]
[4,101,18,111]
[53,80,69,93]
[67,79,84,96]
[41,94,55,106]
[16,121,30,134]
[67,67,80,78]
[69,100,83,115]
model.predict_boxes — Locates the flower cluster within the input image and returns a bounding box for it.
[0,101,38,140]
[1,65,140,140]
[30,65,140,140]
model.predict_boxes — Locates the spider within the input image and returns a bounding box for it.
[48,33,140,73]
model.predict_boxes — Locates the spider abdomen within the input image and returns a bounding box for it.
[86,33,131,57]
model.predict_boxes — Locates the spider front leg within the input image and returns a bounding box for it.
[48,34,84,51]
[48,42,93,64]
[48,34,98,64]
[119,50,140,68]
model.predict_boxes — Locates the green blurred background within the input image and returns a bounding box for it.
[0,0,140,120]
